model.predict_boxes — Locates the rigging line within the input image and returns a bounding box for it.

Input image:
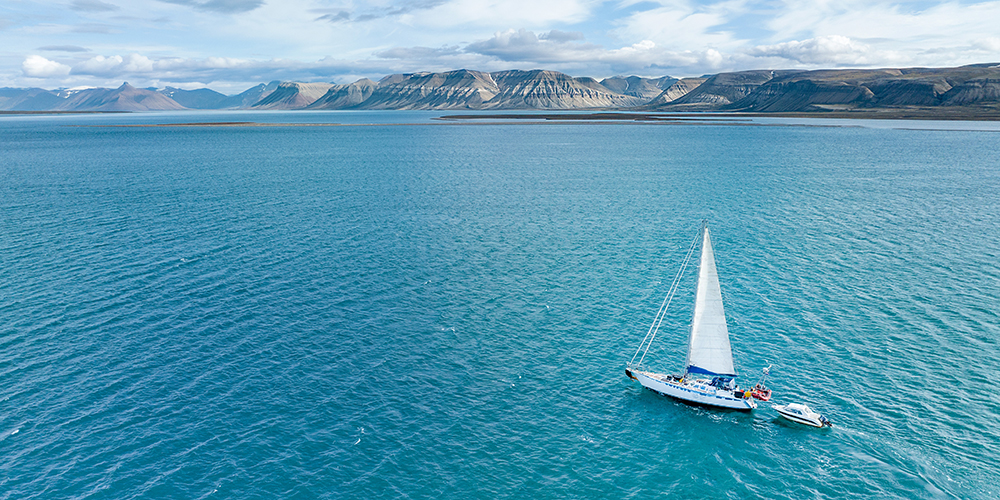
[629,231,697,366]
[639,229,698,367]
[630,227,700,367]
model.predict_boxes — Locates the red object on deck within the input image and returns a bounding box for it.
[751,384,772,401]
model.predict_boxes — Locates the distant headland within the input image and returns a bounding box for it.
[3,64,999,119]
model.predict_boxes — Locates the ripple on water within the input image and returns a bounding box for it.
[1,116,998,499]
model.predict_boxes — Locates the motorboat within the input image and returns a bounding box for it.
[773,403,832,427]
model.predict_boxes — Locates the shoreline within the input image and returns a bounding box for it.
[4,106,999,122]
[84,120,841,129]
[0,110,129,115]
[438,108,1000,122]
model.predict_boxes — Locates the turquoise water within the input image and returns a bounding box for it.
[2,112,999,498]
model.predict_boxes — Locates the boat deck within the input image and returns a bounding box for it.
[631,368,755,409]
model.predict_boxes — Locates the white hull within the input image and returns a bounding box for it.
[629,369,756,411]
[773,404,830,427]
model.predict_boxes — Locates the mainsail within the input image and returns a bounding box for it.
[685,226,736,377]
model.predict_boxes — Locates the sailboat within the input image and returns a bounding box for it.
[625,223,760,411]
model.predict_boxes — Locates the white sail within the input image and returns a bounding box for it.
[685,226,736,377]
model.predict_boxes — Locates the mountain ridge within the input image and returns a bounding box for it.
[2,64,998,115]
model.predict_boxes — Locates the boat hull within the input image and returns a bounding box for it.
[629,369,756,411]
[773,405,829,427]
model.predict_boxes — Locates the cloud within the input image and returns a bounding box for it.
[539,30,584,43]
[747,35,877,65]
[461,28,715,72]
[14,51,414,90]
[315,11,351,23]
[376,46,462,60]
[466,28,602,62]
[70,0,120,12]
[8,0,1000,92]
[74,54,155,76]
[157,0,265,14]
[972,37,1000,52]
[427,0,594,28]
[611,1,740,53]
[71,23,116,34]
[446,28,738,77]
[38,45,91,52]
[22,55,72,78]
[763,0,1000,48]
[313,1,447,23]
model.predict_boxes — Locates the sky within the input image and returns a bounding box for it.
[2,0,999,94]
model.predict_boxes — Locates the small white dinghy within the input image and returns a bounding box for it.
[773,403,832,427]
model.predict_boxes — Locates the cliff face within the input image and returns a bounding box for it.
[722,69,953,111]
[728,80,876,111]
[217,81,280,109]
[865,79,951,106]
[599,76,677,100]
[653,64,1000,112]
[252,82,335,109]
[483,70,643,109]
[159,87,229,109]
[307,79,378,109]
[354,70,499,110]
[942,77,1000,105]
[667,71,792,108]
[4,64,999,114]
[645,78,706,106]
[303,70,670,110]
[0,88,66,111]
[60,83,186,111]
[1,80,272,111]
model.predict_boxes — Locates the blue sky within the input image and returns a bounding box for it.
[3,0,999,94]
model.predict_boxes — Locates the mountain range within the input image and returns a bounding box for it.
[2,64,998,115]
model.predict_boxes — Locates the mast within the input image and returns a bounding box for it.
[684,223,736,377]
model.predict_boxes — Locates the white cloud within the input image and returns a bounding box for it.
[765,0,1000,46]
[70,0,120,12]
[747,35,877,66]
[465,28,602,62]
[541,30,585,43]
[22,55,71,77]
[461,28,732,75]
[38,45,91,52]
[157,0,265,14]
[74,53,155,76]
[611,0,743,52]
[6,0,1000,91]
[414,0,595,28]
[702,48,723,68]
[972,37,1000,52]
[11,51,438,91]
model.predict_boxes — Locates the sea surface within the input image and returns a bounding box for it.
[2,111,999,499]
